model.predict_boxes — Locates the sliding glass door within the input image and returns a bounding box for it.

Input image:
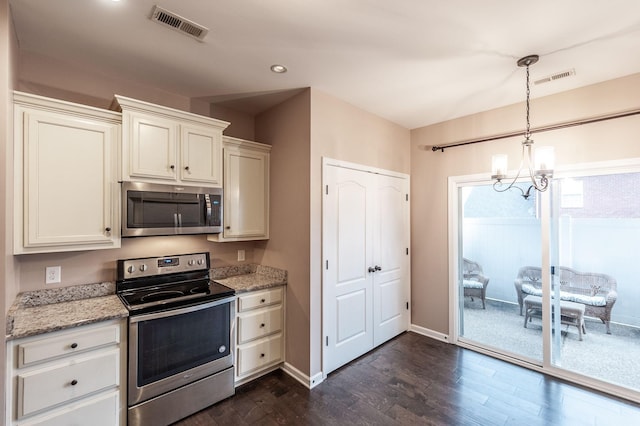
[549,172,640,392]
[457,182,543,364]
[454,163,640,400]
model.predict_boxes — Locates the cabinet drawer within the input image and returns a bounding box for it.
[237,306,283,344]
[236,333,283,377]
[237,287,283,312]
[17,350,119,418]
[18,323,120,368]
[20,391,118,426]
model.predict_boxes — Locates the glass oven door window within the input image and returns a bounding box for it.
[136,302,230,386]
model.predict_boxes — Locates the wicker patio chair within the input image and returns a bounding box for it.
[462,258,490,309]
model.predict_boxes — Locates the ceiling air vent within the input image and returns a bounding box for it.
[150,5,209,41]
[534,69,576,85]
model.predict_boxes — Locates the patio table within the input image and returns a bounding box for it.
[523,295,586,341]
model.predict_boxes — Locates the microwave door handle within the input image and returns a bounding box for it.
[174,213,178,227]
[178,213,182,227]
[205,194,212,225]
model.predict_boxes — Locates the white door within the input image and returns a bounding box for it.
[373,175,410,346]
[323,161,410,375]
[323,165,374,374]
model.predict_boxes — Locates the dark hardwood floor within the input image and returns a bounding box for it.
[174,332,640,425]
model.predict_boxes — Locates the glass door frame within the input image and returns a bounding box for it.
[448,158,640,404]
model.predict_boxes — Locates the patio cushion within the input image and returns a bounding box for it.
[521,284,607,306]
[562,293,607,307]
[463,279,484,289]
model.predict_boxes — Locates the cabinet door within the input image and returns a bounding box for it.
[223,146,269,239]
[19,109,119,252]
[17,350,119,418]
[181,124,223,186]
[127,112,178,181]
[20,391,118,426]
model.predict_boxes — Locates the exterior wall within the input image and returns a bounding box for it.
[410,72,640,336]
[254,90,312,376]
[309,88,410,377]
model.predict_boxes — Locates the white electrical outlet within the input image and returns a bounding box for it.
[46,266,61,284]
[237,249,245,262]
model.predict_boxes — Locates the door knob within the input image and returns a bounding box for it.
[374,265,382,271]
[368,267,376,273]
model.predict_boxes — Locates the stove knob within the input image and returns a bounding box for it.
[188,260,195,266]
[139,264,148,272]
[127,265,135,274]
[197,259,204,265]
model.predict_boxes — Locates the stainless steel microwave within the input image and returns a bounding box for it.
[122,182,222,237]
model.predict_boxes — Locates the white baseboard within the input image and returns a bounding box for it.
[410,324,450,343]
[281,362,324,389]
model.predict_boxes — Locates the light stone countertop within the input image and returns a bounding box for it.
[213,264,287,293]
[5,264,287,340]
[6,282,128,340]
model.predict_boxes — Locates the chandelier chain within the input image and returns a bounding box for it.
[525,64,531,141]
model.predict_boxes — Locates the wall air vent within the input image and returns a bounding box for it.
[534,69,576,85]
[150,5,209,41]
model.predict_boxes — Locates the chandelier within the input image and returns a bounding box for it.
[491,55,554,199]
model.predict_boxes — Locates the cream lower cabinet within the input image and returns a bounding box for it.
[13,92,121,254]
[6,320,127,426]
[235,287,284,385]
[208,136,270,242]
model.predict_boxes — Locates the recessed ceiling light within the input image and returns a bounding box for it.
[270,64,288,74]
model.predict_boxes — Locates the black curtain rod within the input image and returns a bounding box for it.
[430,108,640,152]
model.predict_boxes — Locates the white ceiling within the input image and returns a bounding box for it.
[9,0,640,129]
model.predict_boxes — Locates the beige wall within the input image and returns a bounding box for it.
[254,88,410,379]
[309,89,410,376]
[2,0,19,414]
[17,238,258,292]
[254,89,312,375]
[211,104,256,141]
[18,52,193,112]
[410,72,640,335]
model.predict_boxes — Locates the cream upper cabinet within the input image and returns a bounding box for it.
[13,92,121,254]
[208,136,270,242]
[114,95,229,187]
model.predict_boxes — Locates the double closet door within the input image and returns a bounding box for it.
[323,160,410,375]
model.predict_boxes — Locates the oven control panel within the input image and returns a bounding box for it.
[118,252,209,279]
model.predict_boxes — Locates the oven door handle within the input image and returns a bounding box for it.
[128,295,236,324]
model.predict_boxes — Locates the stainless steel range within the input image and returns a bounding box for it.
[116,252,235,426]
